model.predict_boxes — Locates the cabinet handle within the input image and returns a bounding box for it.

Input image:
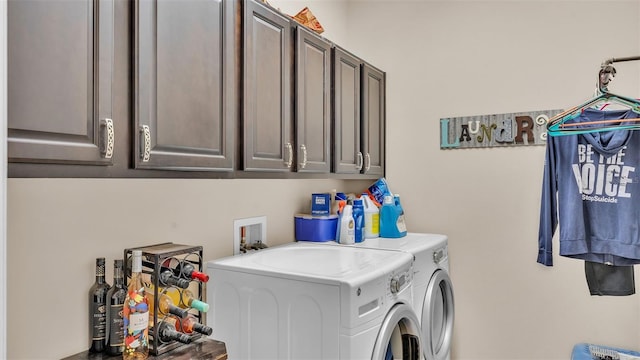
[140,125,151,162]
[365,153,371,172]
[356,152,363,170]
[299,144,307,169]
[285,142,293,168]
[100,118,114,159]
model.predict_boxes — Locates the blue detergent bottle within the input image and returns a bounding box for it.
[380,195,407,238]
[394,194,407,236]
[352,199,365,243]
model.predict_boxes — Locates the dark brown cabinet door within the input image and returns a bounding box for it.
[295,26,331,173]
[134,0,235,171]
[332,47,362,174]
[361,63,385,176]
[8,0,114,165]
[243,0,292,172]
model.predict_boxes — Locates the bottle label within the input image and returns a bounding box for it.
[108,304,125,346]
[365,213,380,237]
[340,219,355,244]
[396,214,407,233]
[91,303,107,340]
[128,311,149,332]
[371,213,380,234]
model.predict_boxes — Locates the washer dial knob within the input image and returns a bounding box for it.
[390,277,399,294]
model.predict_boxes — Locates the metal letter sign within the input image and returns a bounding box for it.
[440,109,562,149]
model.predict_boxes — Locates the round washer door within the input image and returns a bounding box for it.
[422,269,455,360]
[371,303,422,360]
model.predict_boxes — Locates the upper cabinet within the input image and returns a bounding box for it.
[242,0,338,175]
[242,0,293,172]
[332,46,362,174]
[7,0,384,179]
[361,63,385,177]
[133,0,235,171]
[332,47,386,178]
[8,0,115,165]
[294,26,332,173]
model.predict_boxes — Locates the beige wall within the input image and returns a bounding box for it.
[7,178,370,358]
[6,1,640,359]
[344,1,640,359]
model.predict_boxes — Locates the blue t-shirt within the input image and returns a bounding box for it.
[538,108,640,266]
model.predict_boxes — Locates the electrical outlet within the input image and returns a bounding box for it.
[233,216,267,255]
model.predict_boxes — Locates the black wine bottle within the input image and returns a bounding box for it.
[162,258,209,282]
[105,259,126,355]
[156,269,190,289]
[89,257,111,353]
[126,256,190,289]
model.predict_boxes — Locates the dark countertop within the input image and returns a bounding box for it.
[61,338,227,360]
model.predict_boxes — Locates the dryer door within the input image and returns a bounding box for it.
[371,303,422,360]
[422,269,455,360]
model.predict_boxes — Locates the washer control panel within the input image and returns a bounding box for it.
[388,263,412,295]
[390,274,406,294]
[433,245,448,265]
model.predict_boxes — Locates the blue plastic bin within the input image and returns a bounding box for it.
[294,214,338,242]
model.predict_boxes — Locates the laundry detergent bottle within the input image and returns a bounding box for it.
[361,193,379,238]
[352,199,365,243]
[394,194,407,236]
[338,203,355,244]
[380,195,407,238]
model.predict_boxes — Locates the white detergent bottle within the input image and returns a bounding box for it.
[338,204,355,245]
[361,193,380,238]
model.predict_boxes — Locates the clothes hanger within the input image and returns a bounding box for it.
[546,61,640,136]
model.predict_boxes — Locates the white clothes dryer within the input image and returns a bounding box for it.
[205,242,423,360]
[341,233,455,360]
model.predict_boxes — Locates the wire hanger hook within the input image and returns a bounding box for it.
[598,63,616,93]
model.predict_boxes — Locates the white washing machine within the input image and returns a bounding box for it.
[206,242,423,360]
[339,233,455,360]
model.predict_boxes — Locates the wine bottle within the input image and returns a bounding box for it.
[127,257,189,289]
[176,315,213,336]
[178,289,209,313]
[154,320,191,344]
[89,257,111,353]
[146,290,189,319]
[105,259,126,355]
[124,250,150,360]
[161,286,181,306]
[181,262,209,282]
[155,269,190,289]
[162,258,209,282]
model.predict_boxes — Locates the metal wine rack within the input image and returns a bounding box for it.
[124,243,206,356]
